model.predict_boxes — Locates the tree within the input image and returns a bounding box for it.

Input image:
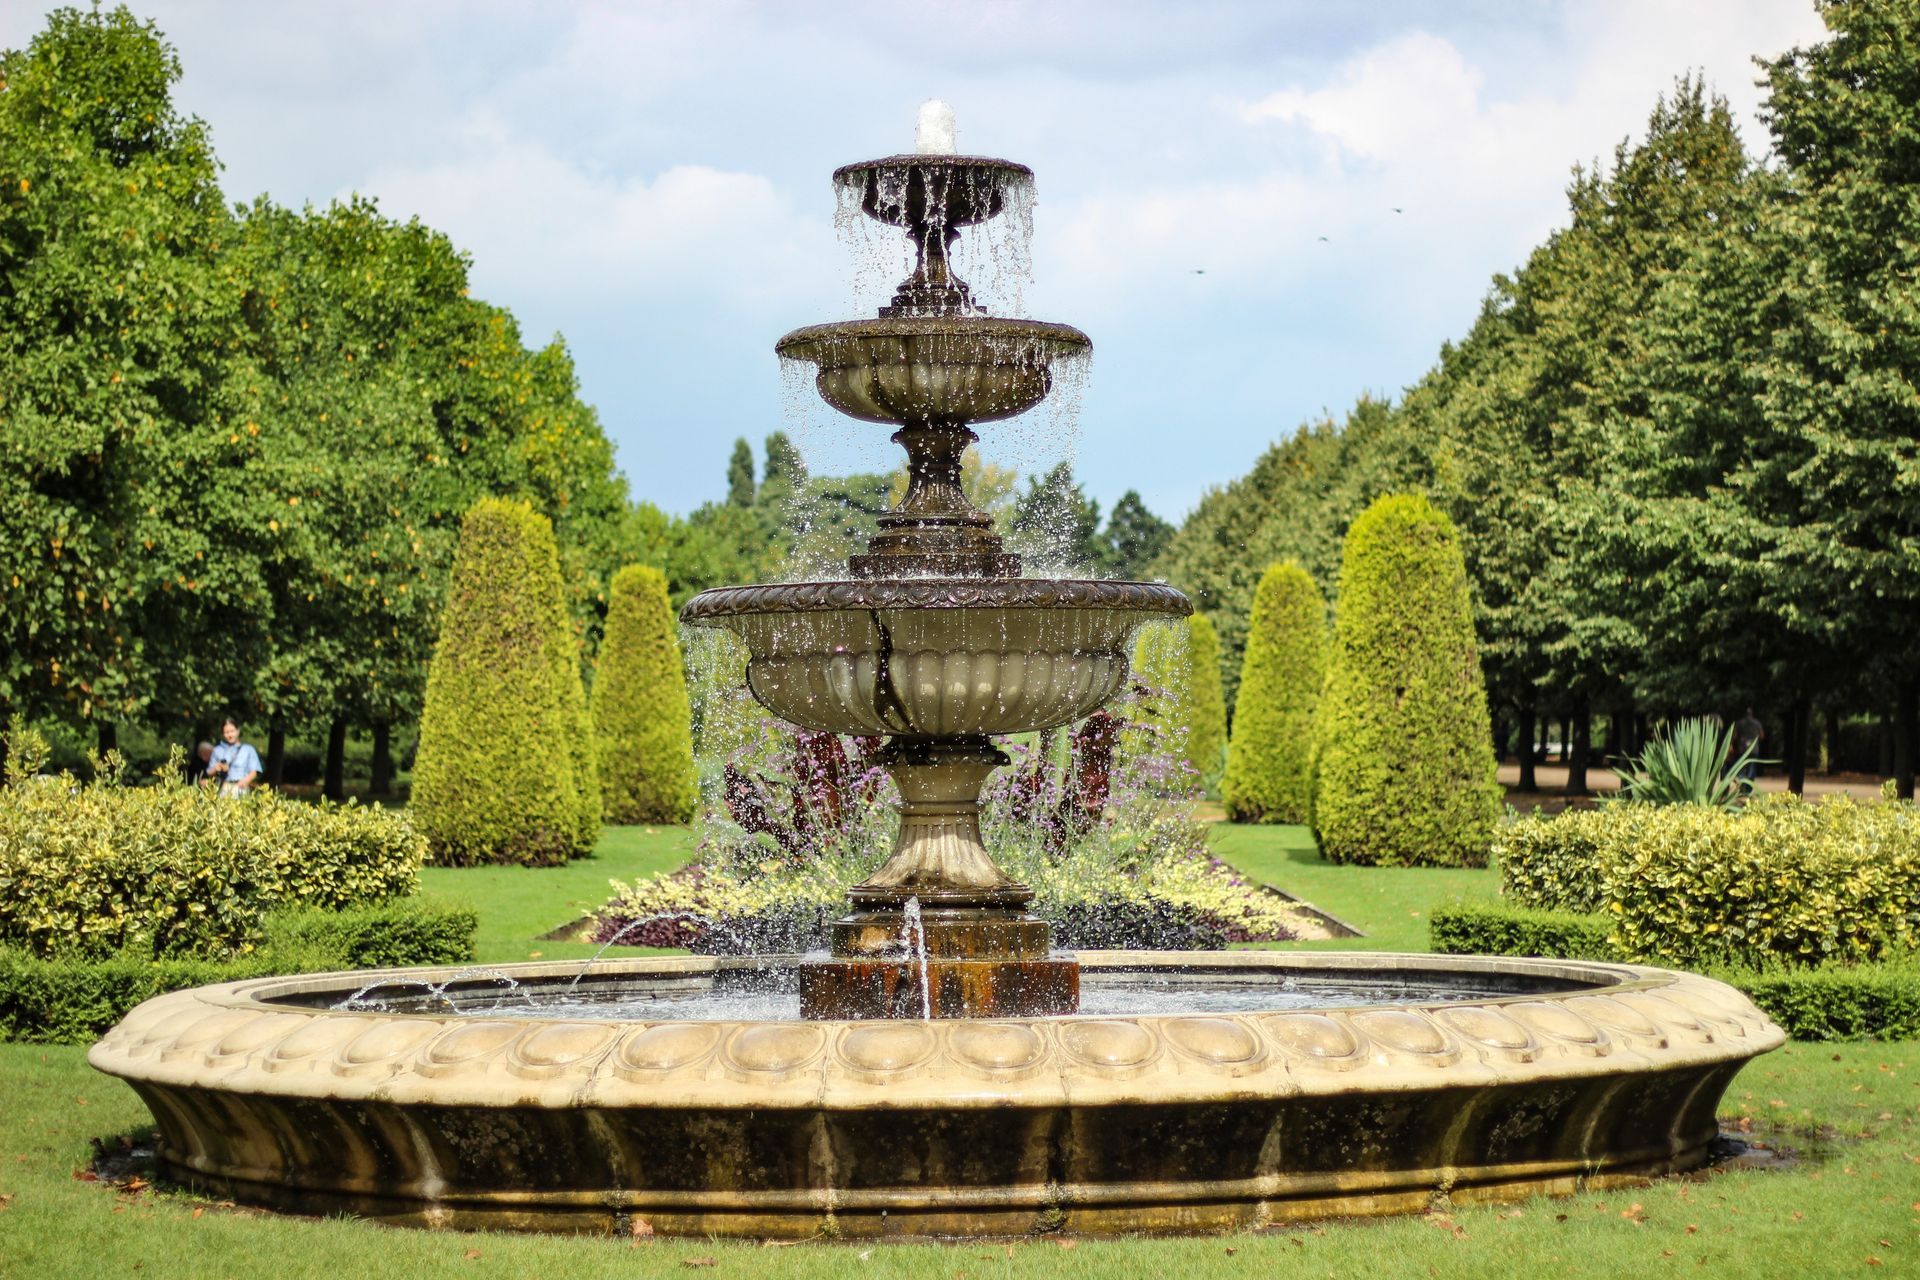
[1100,490,1173,579]
[1010,461,1103,572]
[411,500,598,865]
[1131,614,1228,792]
[0,6,250,732]
[1223,563,1326,823]
[590,565,697,824]
[1312,495,1501,867]
[1156,397,1425,711]
[725,438,756,508]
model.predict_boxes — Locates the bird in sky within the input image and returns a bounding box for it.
[1316,235,1329,242]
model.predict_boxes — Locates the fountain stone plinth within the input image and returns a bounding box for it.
[683,146,1189,1019]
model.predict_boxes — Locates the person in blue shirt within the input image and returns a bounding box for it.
[205,716,262,796]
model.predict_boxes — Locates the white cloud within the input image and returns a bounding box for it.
[359,113,829,314]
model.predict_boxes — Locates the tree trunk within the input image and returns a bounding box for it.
[1896,679,1917,801]
[266,718,287,788]
[1823,708,1842,776]
[97,721,118,756]
[1517,706,1538,792]
[370,721,394,797]
[1558,717,1572,764]
[1786,699,1810,795]
[324,718,348,802]
[1564,702,1592,795]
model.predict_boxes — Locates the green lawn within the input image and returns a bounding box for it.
[2,822,1916,1277]
[1209,822,1500,950]
[419,823,695,964]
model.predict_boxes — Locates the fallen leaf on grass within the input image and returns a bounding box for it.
[1867,1258,1882,1267]
[120,1177,149,1195]
[1056,1239,1078,1250]
[1620,1203,1646,1225]
[682,1258,717,1270]
[1423,1213,1467,1240]
[191,1208,203,1219]
[463,1249,481,1260]
[1224,1247,1237,1255]
[1686,1224,1699,1234]
[631,1218,654,1239]
[71,1169,100,1183]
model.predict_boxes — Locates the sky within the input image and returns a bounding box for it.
[3,0,1831,523]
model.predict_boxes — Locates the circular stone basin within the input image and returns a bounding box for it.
[89,951,1782,1238]
[777,317,1089,425]
[680,578,1190,737]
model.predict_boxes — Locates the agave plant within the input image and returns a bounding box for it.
[1613,717,1767,809]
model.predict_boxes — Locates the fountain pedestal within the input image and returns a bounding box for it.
[797,738,1079,1019]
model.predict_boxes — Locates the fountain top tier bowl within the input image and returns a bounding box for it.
[834,153,1033,233]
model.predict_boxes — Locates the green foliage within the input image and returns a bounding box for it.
[1101,491,1174,579]
[1614,717,1762,808]
[1010,460,1105,571]
[263,900,476,970]
[1155,398,1425,711]
[411,500,598,865]
[1427,900,1619,962]
[1223,563,1326,823]
[1726,960,1920,1042]
[1312,495,1501,867]
[0,897,474,1043]
[0,5,249,727]
[725,438,756,507]
[1428,898,1920,1042]
[590,565,697,824]
[1496,796,1920,969]
[1131,616,1227,791]
[0,767,422,960]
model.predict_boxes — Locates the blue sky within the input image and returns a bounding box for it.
[4,1,1828,522]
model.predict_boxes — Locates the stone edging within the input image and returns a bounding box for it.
[90,952,1784,1112]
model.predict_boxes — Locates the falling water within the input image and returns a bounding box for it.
[901,895,932,1020]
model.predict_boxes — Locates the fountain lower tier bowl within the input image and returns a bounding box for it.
[777,317,1089,425]
[90,951,1783,1238]
[680,578,1189,736]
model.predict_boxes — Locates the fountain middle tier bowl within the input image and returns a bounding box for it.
[680,577,1190,737]
[89,951,1784,1237]
[776,316,1089,425]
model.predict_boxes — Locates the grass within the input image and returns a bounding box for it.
[1209,822,1500,950]
[418,823,694,965]
[2,823,1916,1277]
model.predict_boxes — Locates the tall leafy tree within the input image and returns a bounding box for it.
[0,6,248,733]
[1223,562,1326,823]
[1009,461,1103,572]
[1100,490,1173,579]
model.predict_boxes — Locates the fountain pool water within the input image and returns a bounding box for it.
[89,115,1783,1239]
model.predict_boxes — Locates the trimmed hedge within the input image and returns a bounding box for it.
[1312,494,1502,867]
[1427,900,1616,961]
[412,499,600,865]
[1496,795,1920,969]
[0,898,476,1043]
[1132,614,1228,789]
[0,775,423,960]
[590,564,697,824]
[1223,561,1326,823]
[1428,898,1920,1042]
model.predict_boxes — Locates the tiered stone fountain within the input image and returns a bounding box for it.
[682,108,1187,1021]
[88,111,1785,1240]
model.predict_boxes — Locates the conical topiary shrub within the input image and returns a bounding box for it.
[591,564,697,824]
[412,499,600,865]
[1131,613,1229,792]
[1223,562,1326,823]
[1312,494,1500,866]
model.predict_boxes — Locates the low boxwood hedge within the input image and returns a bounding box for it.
[0,898,475,1044]
[0,772,425,961]
[1428,898,1920,1042]
[1494,794,1920,970]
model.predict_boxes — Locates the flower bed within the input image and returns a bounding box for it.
[594,700,1307,952]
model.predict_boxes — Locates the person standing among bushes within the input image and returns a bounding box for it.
[205,717,261,797]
